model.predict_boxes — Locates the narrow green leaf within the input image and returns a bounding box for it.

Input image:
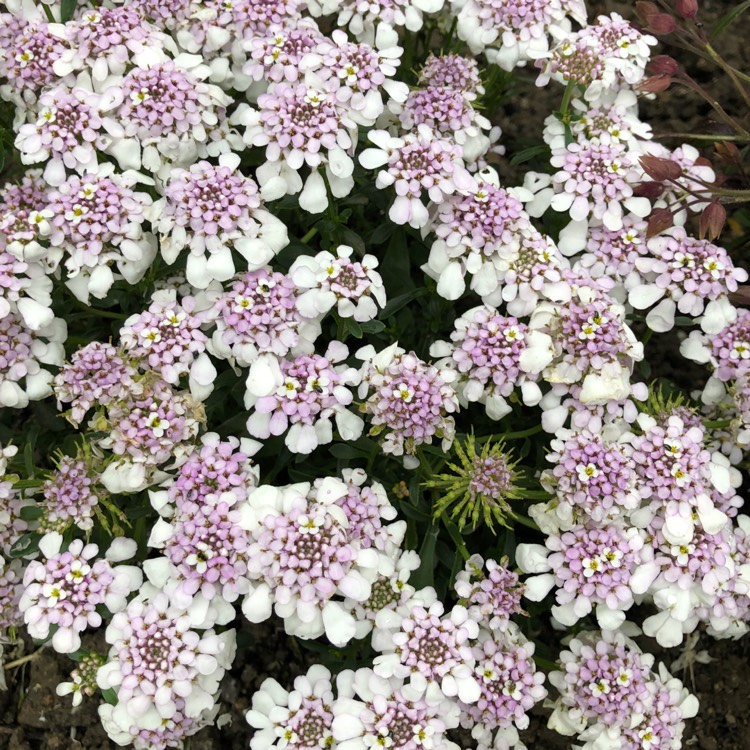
[379,288,428,319]
[61,0,78,22]
[410,525,439,588]
[711,0,750,39]
[509,144,550,166]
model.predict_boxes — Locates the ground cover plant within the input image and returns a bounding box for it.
[0,0,749,748]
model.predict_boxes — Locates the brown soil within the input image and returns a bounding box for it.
[1,622,749,750]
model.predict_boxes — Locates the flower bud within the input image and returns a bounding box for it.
[646,208,675,238]
[634,180,665,201]
[635,1,660,22]
[675,0,699,19]
[699,202,726,241]
[714,140,741,165]
[639,75,674,93]
[642,11,678,34]
[649,55,680,76]
[639,155,683,182]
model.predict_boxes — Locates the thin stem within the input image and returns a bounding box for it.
[443,16,458,53]
[72,299,127,320]
[559,80,575,116]
[703,418,734,429]
[677,77,750,138]
[38,2,55,22]
[654,132,750,142]
[705,43,750,110]
[3,650,42,670]
[300,227,318,244]
[513,513,540,532]
[502,424,544,440]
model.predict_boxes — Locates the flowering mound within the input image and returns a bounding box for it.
[0,1,748,749]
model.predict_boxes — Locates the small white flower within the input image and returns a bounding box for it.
[297,514,324,535]
[589,679,611,697]
[65,559,91,583]
[37,107,57,126]
[278,378,302,398]
[28,209,53,236]
[146,411,169,438]
[663,439,683,459]
[42,582,67,605]
[672,251,695,269]
[130,88,151,104]
[670,463,689,486]
[703,257,725,279]
[503,325,525,344]
[577,463,600,483]
[140,327,162,347]
[256,278,276,296]
[65,204,89,225]
[582,557,601,578]
[15,50,34,68]
[395,383,414,403]
[304,89,326,107]
[602,547,623,568]
[233,294,253,312]
[164,311,186,326]
[615,669,633,689]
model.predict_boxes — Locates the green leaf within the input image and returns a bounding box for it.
[101,688,119,706]
[359,320,386,334]
[329,444,370,459]
[344,318,364,339]
[380,231,414,297]
[379,288,428,319]
[19,505,43,521]
[369,223,393,245]
[340,228,366,255]
[409,525,439,588]
[510,144,550,166]
[61,0,78,22]
[8,532,40,559]
[396,499,431,522]
[711,0,750,39]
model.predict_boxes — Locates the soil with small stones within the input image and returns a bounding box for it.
[2,0,750,748]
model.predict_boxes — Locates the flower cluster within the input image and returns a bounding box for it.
[0,1,746,749]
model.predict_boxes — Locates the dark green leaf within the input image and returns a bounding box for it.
[20,505,43,521]
[8,532,40,559]
[410,525,439,588]
[380,231,414,296]
[329,444,370,459]
[102,688,119,705]
[510,144,550,166]
[360,320,386,334]
[345,318,364,339]
[369,223,393,245]
[379,288,428,319]
[61,0,78,23]
[340,228,366,255]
